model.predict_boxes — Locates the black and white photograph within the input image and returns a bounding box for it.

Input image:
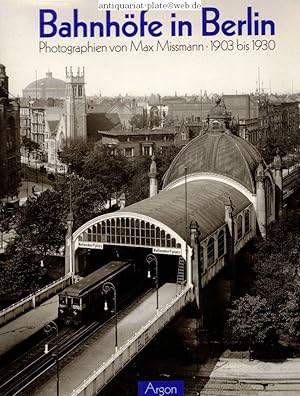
[0,0,300,395]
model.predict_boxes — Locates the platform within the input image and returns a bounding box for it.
[32,283,178,396]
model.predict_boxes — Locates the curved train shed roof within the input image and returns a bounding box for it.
[121,179,250,240]
[163,131,263,193]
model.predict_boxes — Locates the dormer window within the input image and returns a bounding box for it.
[211,120,221,129]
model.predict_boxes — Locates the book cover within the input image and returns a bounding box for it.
[0,0,299,395]
[2,0,297,99]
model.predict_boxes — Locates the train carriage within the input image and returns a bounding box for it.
[58,260,140,326]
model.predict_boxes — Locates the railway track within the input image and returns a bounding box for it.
[0,288,153,396]
[0,321,103,396]
[0,326,73,375]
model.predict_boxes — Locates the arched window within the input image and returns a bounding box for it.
[78,216,183,250]
[237,215,243,240]
[245,210,250,234]
[166,234,171,247]
[146,222,150,245]
[92,225,97,241]
[218,230,225,258]
[161,230,165,247]
[151,225,155,246]
[207,238,215,266]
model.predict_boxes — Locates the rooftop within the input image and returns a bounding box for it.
[122,179,250,240]
[163,100,264,193]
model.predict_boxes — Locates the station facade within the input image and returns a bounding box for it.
[66,100,283,314]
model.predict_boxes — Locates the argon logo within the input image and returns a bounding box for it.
[138,381,184,396]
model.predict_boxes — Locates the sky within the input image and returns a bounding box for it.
[1,0,300,97]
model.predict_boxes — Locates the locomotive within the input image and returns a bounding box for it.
[58,260,142,326]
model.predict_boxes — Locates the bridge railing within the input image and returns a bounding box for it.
[71,285,193,396]
[0,274,71,327]
[283,166,299,187]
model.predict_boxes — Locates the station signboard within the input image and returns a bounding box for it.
[152,247,182,256]
[78,241,104,249]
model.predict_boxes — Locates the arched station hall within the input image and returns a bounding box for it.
[65,100,283,323]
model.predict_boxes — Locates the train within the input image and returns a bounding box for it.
[58,260,145,326]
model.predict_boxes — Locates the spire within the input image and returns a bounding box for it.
[273,147,282,169]
[255,162,267,238]
[255,161,265,181]
[149,154,157,176]
[149,155,158,197]
[118,192,126,209]
[225,195,234,209]
[225,196,234,237]
[66,211,74,238]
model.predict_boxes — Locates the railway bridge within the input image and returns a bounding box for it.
[60,101,300,395]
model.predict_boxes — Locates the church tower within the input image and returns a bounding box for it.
[65,67,87,142]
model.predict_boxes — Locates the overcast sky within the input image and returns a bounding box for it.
[1,0,299,97]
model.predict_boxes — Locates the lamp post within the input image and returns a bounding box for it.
[146,253,159,314]
[102,281,118,352]
[26,153,30,198]
[68,163,73,213]
[44,321,60,396]
[55,139,57,174]
[35,149,38,183]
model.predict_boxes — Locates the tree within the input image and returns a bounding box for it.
[279,286,300,339]
[22,136,40,157]
[82,146,131,204]
[59,143,131,204]
[129,113,148,129]
[0,202,14,249]
[58,139,92,174]
[14,189,66,256]
[154,145,181,185]
[1,236,48,298]
[125,146,181,205]
[13,175,107,255]
[227,209,300,352]
[126,155,151,205]
[254,236,300,307]
[257,126,300,164]
[0,175,107,298]
[227,294,276,351]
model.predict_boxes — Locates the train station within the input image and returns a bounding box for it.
[1,99,299,396]
[66,99,282,317]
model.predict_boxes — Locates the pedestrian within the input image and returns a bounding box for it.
[32,185,36,194]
